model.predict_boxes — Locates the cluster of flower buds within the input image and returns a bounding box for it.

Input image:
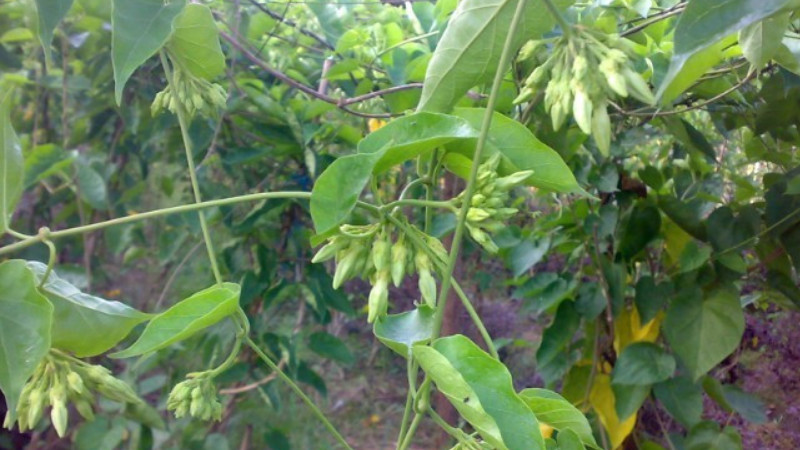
[166,374,222,421]
[457,155,532,254]
[6,351,140,437]
[515,27,655,155]
[313,222,447,322]
[151,66,227,118]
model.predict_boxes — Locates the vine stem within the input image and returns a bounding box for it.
[244,336,353,450]
[431,0,529,341]
[397,412,423,450]
[160,51,223,286]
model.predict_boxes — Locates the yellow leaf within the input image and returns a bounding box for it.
[590,374,636,449]
[539,423,554,439]
[613,306,662,354]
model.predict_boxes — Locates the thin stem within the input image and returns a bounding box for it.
[423,150,441,235]
[5,229,33,239]
[206,332,244,378]
[542,0,571,38]
[244,336,353,450]
[0,192,313,256]
[161,52,223,286]
[382,199,455,213]
[37,240,57,289]
[395,356,416,446]
[432,0,529,339]
[397,413,423,450]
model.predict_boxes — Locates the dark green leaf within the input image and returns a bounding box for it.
[27,261,150,357]
[413,335,545,450]
[23,145,75,188]
[536,301,580,384]
[373,306,435,357]
[166,3,225,80]
[658,195,708,241]
[33,0,74,64]
[308,332,355,366]
[0,260,53,422]
[417,0,566,112]
[612,342,676,386]
[611,383,650,422]
[76,161,108,210]
[111,282,240,358]
[509,236,549,277]
[664,287,744,380]
[111,0,186,104]
[0,95,23,235]
[619,204,661,259]
[679,241,712,273]
[518,389,597,448]
[685,421,742,450]
[654,375,704,428]
[635,277,671,324]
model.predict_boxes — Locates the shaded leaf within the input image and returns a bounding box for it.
[612,342,675,386]
[33,0,75,64]
[0,95,23,235]
[373,306,435,357]
[654,375,704,428]
[308,332,355,366]
[27,261,150,357]
[166,3,225,80]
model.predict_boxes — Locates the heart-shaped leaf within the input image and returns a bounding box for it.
[373,306,435,356]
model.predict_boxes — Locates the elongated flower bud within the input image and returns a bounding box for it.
[50,400,68,438]
[592,101,612,156]
[390,238,408,287]
[623,68,655,105]
[572,88,594,134]
[367,270,390,323]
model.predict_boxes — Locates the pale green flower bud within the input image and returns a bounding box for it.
[495,170,533,190]
[66,371,85,395]
[623,68,655,105]
[572,88,593,134]
[467,208,491,223]
[418,269,437,308]
[50,400,68,437]
[74,398,95,421]
[332,243,362,289]
[367,270,390,323]
[592,101,612,156]
[390,238,408,287]
[371,235,391,272]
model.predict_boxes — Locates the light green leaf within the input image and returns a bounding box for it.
[658,0,797,101]
[373,306,435,357]
[310,151,381,234]
[359,112,479,174]
[111,282,240,358]
[166,3,225,80]
[739,13,792,69]
[659,35,736,104]
[27,261,151,357]
[611,342,675,386]
[33,0,74,64]
[556,429,584,450]
[448,108,584,194]
[417,0,568,112]
[0,260,53,422]
[663,287,745,380]
[518,389,597,448]
[413,335,546,450]
[0,95,23,235]
[111,0,185,104]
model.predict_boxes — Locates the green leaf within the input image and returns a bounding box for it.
[658,0,796,101]
[0,260,53,422]
[663,287,745,380]
[556,428,584,450]
[685,421,742,450]
[359,112,479,174]
[0,95,23,235]
[307,332,355,366]
[658,36,735,105]
[654,375,704,428]
[33,0,75,65]
[23,145,75,188]
[417,0,567,112]
[536,301,580,385]
[166,3,225,80]
[679,241,712,273]
[611,383,650,422]
[27,261,150,357]
[619,204,661,260]
[373,306,435,357]
[702,377,767,424]
[518,389,597,448]
[634,277,671,324]
[76,160,108,210]
[612,342,676,386]
[413,335,545,450]
[310,152,380,234]
[448,108,584,194]
[111,282,240,358]
[111,0,185,104]
[739,13,792,69]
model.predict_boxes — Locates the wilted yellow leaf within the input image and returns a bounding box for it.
[613,306,662,354]
[589,374,636,449]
